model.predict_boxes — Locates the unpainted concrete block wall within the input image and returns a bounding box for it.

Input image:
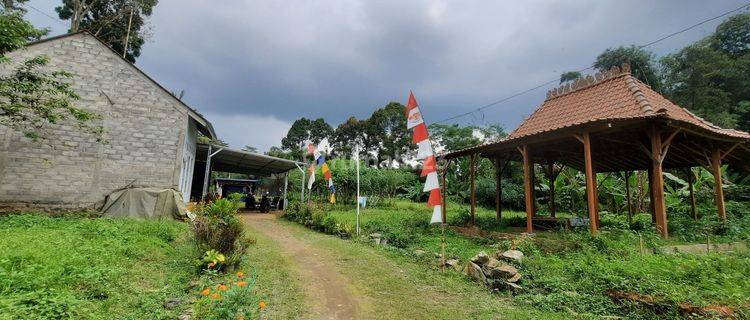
[0,33,188,212]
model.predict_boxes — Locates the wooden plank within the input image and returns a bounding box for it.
[521,145,534,233]
[650,125,668,238]
[711,149,727,220]
[470,153,477,226]
[582,131,599,234]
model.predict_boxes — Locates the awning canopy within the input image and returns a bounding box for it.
[197,143,303,176]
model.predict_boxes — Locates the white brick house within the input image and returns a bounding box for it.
[0,32,217,211]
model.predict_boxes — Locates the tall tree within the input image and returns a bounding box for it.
[281,117,333,158]
[661,13,750,130]
[595,45,661,91]
[331,116,366,157]
[559,71,582,84]
[366,102,411,167]
[56,0,158,62]
[0,8,103,142]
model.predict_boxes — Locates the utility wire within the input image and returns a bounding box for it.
[22,3,69,28]
[432,1,750,125]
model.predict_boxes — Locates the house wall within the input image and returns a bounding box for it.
[0,33,189,212]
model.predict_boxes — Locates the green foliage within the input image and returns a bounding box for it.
[286,158,418,204]
[0,214,196,319]
[193,270,266,320]
[56,0,159,62]
[280,117,333,155]
[660,12,750,131]
[0,8,44,54]
[192,198,248,269]
[559,71,582,84]
[284,199,750,318]
[595,45,661,91]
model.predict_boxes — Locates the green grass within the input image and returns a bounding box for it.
[0,214,196,319]
[257,218,567,319]
[240,223,307,319]
[286,199,750,319]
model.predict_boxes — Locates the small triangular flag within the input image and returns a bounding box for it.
[421,156,436,177]
[416,140,433,159]
[427,188,442,207]
[406,91,418,116]
[423,172,439,192]
[407,107,424,129]
[430,205,442,224]
[413,123,429,144]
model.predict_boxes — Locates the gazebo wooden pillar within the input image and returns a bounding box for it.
[521,145,534,233]
[710,149,726,221]
[649,126,668,238]
[581,131,599,234]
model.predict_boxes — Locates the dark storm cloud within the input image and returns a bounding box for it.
[24,0,748,150]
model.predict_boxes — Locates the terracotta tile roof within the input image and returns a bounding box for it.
[508,64,750,140]
[443,64,749,159]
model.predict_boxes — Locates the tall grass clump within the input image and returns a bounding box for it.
[192,195,248,270]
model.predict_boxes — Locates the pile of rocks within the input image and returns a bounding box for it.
[466,250,524,293]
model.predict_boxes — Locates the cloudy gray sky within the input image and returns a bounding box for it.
[23,0,749,152]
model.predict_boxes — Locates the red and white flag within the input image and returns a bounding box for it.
[406,91,443,225]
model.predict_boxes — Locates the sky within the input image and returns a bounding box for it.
[22,0,750,152]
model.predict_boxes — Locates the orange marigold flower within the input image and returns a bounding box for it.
[236,281,248,287]
[200,288,210,296]
[218,284,228,291]
[236,271,245,278]
[210,293,221,300]
[259,300,266,310]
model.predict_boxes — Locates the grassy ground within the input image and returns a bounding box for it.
[245,217,566,319]
[286,200,750,319]
[0,214,196,319]
[240,222,308,319]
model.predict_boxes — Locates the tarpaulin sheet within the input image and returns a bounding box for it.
[101,187,188,220]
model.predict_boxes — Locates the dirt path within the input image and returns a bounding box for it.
[240,213,365,320]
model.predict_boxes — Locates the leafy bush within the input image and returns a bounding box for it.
[194,270,267,320]
[192,198,248,270]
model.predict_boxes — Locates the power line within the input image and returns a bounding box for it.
[22,3,69,28]
[432,1,750,125]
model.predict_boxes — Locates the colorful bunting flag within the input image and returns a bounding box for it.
[307,143,336,203]
[406,92,443,225]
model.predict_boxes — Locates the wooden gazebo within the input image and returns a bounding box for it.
[443,64,750,238]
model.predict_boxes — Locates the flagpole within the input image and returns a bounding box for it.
[440,222,445,272]
[356,144,361,237]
